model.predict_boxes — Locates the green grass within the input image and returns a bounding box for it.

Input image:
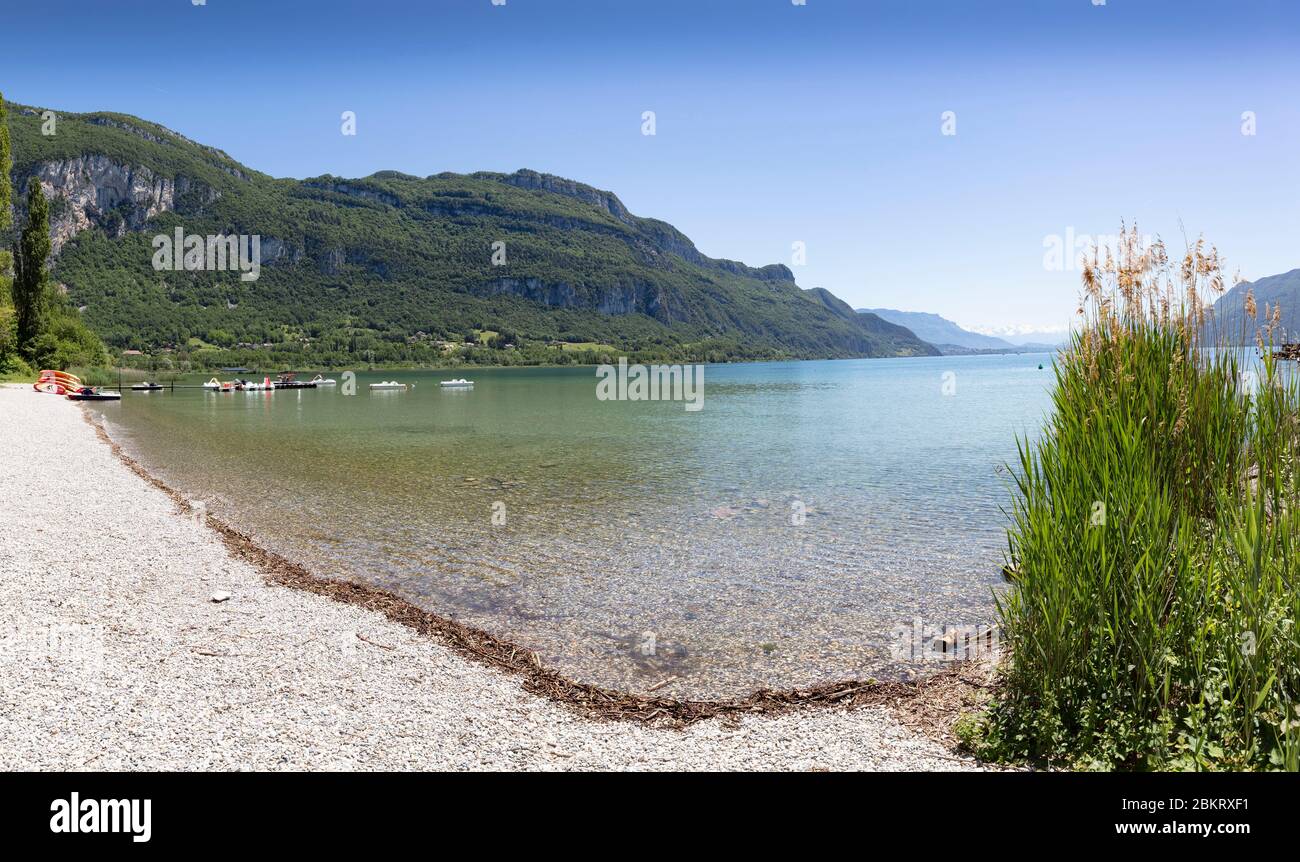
[558,340,616,353]
[977,232,1300,771]
[0,368,34,384]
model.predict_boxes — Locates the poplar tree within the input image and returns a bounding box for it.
[0,93,11,247]
[13,178,51,355]
[0,92,14,367]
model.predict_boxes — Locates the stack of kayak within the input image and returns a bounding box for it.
[33,369,81,395]
[33,370,121,401]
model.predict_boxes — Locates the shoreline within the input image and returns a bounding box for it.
[87,409,982,726]
[46,348,1059,387]
[0,384,988,770]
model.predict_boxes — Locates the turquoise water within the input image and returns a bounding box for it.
[89,354,1056,696]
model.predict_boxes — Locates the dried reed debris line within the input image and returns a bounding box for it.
[83,410,973,730]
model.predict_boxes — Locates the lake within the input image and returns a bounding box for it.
[87,354,1055,698]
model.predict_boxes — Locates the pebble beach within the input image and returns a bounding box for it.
[0,385,982,771]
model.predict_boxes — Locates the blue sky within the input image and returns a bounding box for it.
[4,0,1298,333]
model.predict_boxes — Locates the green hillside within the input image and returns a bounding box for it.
[7,103,937,368]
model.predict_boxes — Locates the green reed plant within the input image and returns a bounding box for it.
[983,228,1300,770]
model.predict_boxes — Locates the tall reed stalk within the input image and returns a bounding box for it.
[985,228,1300,770]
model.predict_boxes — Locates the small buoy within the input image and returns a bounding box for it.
[1038,364,1043,370]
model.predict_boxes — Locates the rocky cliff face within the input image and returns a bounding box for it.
[495,169,634,224]
[482,276,678,321]
[479,170,790,284]
[20,154,387,279]
[17,157,779,325]
[15,155,216,255]
[300,179,401,208]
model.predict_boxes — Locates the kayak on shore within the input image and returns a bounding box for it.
[33,370,82,395]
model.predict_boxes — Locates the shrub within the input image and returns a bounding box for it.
[984,228,1300,771]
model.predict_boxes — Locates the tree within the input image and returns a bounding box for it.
[13,178,52,356]
[0,91,12,251]
[0,91,14,370]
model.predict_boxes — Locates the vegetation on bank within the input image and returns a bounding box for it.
[0,93,108,376]
[109,333,787,375]
[0,91,19,377]
[969,229,1300,770]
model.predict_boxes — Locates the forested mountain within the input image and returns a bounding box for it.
[7,103,937,367]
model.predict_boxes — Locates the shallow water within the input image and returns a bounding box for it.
[88,355,1055,697]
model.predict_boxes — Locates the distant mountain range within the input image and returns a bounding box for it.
[969,325,1070,349]
[862,265,1300,356]
[1210,268,1300,344]
[858,308,1064,355]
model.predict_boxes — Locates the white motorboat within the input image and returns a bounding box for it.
[369,381,407,390]
[439,378,474,388]
[238,376,274,391]
[310,374,337,386]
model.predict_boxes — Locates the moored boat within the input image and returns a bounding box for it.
[273,372,317,389]
[439,378,474,388]
[237,377,274,391]
[310,374,337,386]
[369,381,407,390]
[66,386,122,402]
[131,382,165,391]
[204,377,241,392]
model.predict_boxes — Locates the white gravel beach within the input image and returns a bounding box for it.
[0,384,981,771]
